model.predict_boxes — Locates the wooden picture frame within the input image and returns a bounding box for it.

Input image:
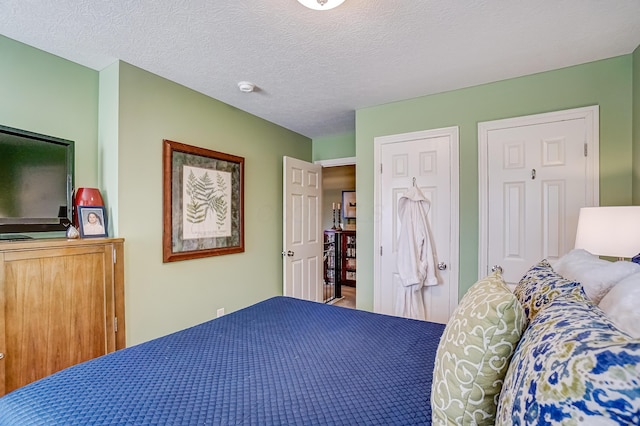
[342,190,356,219]
[78,206,108,238]
[163,139,245,262]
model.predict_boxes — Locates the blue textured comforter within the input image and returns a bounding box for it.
[0,296,444,425]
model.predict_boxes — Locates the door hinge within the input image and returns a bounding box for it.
[584,143,588,157]
[380,246,383,256]
[114,317,118,333]
[380,163,383,173]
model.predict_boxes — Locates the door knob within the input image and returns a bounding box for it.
[491,265,503,274]
[437,262,447,271]
[281,250,295,257]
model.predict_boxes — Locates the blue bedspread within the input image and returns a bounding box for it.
[0,296,444,425]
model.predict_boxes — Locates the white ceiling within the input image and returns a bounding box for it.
[2,1,640,139]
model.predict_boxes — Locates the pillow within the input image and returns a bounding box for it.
[599,272,640,338]
[431,271,527,425]
[496,291,640,425]
[513,259,582,324]
[553,249,640,303]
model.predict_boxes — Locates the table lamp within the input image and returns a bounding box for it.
[574,206,640,260]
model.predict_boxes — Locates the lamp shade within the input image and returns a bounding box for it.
[297,0,345,10]
[574,206,640,258]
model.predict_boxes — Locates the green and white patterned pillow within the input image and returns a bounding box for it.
[496,291,640,425]
[513,259,582,324]
[431,272,527,425]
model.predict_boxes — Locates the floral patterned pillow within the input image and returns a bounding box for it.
[513,259,583,324]
[496,292,640,425]
[432,272,527,425]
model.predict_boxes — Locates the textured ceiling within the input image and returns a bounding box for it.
[2,0,640,138]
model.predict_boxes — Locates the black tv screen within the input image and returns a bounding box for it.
[0,125,74,236]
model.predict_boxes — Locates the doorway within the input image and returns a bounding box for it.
[316,158,357,307]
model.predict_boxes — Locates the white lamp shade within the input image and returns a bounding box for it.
[297,0,345,10]
[574,206,640,258]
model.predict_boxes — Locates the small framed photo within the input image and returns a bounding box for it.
[78,206,108,238]
[342,190,356,219]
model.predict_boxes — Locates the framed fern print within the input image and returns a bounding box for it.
[163,139,244,262]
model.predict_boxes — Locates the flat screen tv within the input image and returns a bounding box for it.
[0,125,74,238]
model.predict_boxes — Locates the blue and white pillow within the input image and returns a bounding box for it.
[496,291,640,425]
[513,259,583,324]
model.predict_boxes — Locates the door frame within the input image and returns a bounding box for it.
[477,105,600,279]
[373,127,460,314]
[315,157,356,168]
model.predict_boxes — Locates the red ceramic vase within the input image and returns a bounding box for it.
[74,187,104,227]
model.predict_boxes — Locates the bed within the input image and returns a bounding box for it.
[0,296,445,425]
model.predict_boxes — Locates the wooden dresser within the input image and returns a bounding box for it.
[0,237,125,396]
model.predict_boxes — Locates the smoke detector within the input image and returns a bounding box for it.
[238,81,256,93]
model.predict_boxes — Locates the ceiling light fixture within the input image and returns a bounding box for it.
[237,81,255,93]
[297,0,345,11]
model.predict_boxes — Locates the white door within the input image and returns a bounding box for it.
[374,127,459,324]
[283,156,323,301]
[479,106,599,287]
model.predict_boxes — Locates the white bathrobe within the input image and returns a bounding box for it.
[395,186,439,320]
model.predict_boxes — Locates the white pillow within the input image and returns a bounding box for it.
[552,249,640,303]
[599,272,640,338]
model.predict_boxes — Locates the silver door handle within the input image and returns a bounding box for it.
[437,262,447,271]
[282,250,294,257]
[492,265,503,274]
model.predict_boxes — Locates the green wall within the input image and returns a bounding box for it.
[98,62,120,237]
[313,131,355,161]
[2,36,312,346]
[0,36,99,190]
[634,45,640,204]
[355,56,634,311]
[112,62,311,345]
[4,33,640,342]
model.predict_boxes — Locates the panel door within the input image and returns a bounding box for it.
[283,156,323,301]
[375,127,459,324]
[485,114,596,287]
